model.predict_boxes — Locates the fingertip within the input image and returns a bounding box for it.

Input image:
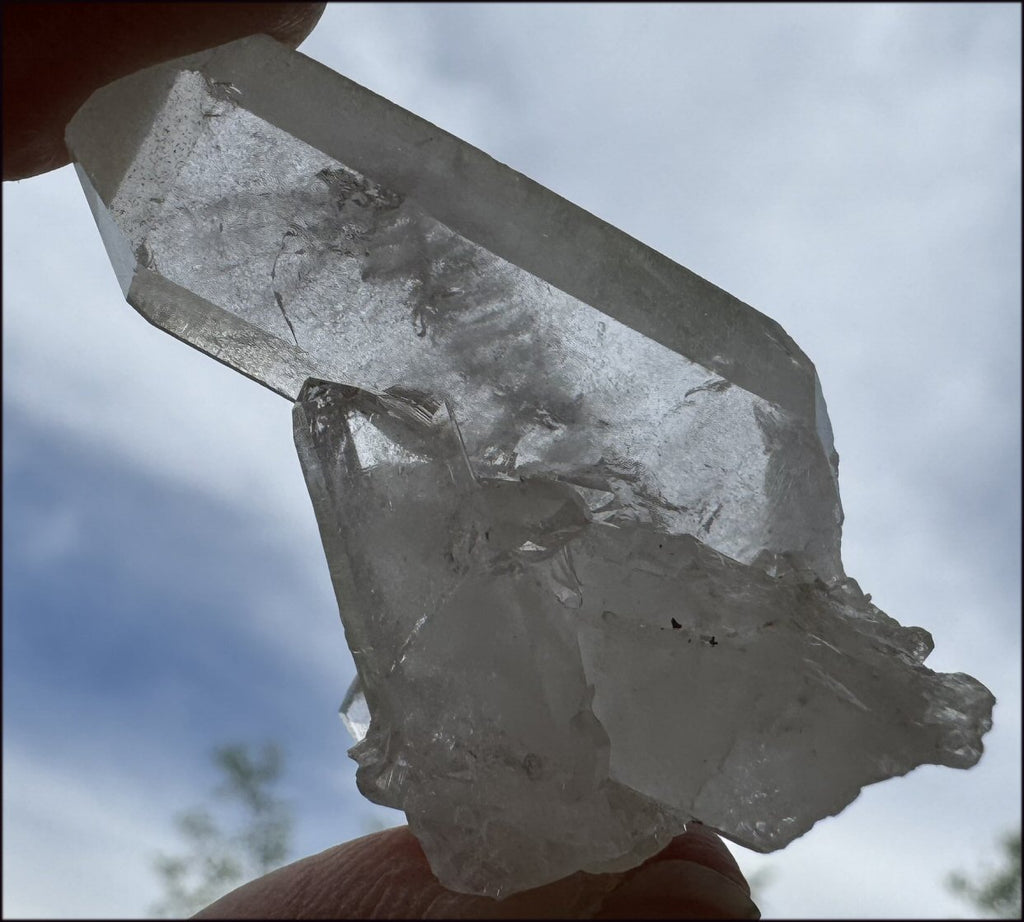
[592,859,760,920]
[645,821,752,896]
[2,2,326,181]
[588,824,758,919]
[194,824,758,920]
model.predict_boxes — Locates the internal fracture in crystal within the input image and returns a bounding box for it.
[66,35,995,898]
[296,381,993,896]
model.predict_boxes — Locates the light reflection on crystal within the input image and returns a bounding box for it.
[339,676,370,743]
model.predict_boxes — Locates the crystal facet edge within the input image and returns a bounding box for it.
[66,34,818,420]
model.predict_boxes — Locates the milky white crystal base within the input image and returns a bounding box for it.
[295,381,994,898]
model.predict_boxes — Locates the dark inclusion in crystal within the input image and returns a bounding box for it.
[294,379,993,898]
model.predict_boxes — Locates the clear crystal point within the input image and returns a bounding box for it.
[339,676,370,744]
[66,35,844,581]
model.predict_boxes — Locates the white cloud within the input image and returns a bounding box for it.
[2,743,185,918]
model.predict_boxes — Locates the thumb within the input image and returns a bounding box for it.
[193,822,759,919]
[2,2,326,181]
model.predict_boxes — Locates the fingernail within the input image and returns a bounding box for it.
[593,859,760,920]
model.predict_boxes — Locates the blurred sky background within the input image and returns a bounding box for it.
[3,3,1020,918]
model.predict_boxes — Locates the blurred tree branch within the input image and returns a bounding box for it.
[947,829,1021,919]
[150,743,293,918]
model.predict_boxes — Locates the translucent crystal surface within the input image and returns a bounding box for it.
[66,35,995,898]
[66,35,842,580]
[294,381,992,895]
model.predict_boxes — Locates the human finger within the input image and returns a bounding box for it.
[2,2,326,181]
[194,822,759,919]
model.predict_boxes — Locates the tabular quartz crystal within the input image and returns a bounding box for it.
[66,35,995,898]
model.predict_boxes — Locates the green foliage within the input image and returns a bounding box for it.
[745,864,776,912]
[150,743,293,918]
[947,829,1021,919]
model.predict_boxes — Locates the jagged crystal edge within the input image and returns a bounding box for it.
[294,378,995,898]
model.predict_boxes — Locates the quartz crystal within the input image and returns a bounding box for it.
[295,381,993,896]
[66,35,995,898]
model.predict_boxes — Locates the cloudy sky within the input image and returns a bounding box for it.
[3,4,1020,918]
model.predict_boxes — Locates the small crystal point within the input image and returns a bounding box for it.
[339,676,370,744]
